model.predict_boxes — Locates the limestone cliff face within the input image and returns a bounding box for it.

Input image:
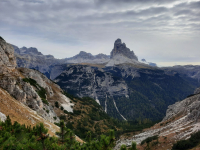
[194,87,200,94]
[110,39,138,60]
[0,37,16,69]
[0,37,73,124]
[114,87,200,149]
[0,38,44,111]
[106,39,145,66]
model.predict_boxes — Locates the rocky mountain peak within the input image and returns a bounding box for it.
[95,53,110,59]
[110,38,138,60]
[20,47,43,55]
[69,51,94,60]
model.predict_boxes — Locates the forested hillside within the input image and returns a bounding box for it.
[55,65,200,121]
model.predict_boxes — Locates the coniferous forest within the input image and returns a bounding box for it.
[0,116,137,150]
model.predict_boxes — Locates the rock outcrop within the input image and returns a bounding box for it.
[194,87,200,94]
[110,39,138,60]
[0,37,74,124]
[114,87,200,150]
[0,37,16,69]
[106,39,147,66]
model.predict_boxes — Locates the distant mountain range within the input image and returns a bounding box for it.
[13,39,158,78]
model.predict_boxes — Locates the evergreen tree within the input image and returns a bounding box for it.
[34,123,49,150]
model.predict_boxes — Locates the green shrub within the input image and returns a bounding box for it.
[42,98,49,105]
[141,135,158,145]
[59,115,66,121]
[55,101,59,108]
[172,131,200,150]
[64,110,68,114]
[23,78,47,100]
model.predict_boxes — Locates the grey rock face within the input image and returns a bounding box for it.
[110,39,138,60]
[114,91,200,149]
[163,92,200,123]
[194,87,200,94]
[54,65,130,120]
[54,65,128,99]
[0,38,16,69]
[0,38,61,123]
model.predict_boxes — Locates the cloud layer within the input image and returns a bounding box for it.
[0,0,200,66]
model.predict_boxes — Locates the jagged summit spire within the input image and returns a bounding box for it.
[110,39,138,60]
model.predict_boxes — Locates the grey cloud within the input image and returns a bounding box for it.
[96,0,179,5]
[0,0,200,64]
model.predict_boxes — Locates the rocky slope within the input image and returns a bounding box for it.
[54,64,199,121]
[114,87,200,149]
[0,37,75,135]
[0,87,59,136]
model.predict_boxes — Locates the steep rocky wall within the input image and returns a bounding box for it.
[110,39,138,60]
[0,37,75,124]
[0,38,16,69]
[114,88,200,149]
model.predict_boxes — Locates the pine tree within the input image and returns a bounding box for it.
[34,123,49,150]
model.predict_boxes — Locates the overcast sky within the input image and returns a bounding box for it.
[0,0,200,66]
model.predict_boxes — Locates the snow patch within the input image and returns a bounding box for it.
[113,98,127,121]
[96,99,100,105]
[105,94,107,113]
[59,93,74,113]
[61,104,73,113]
